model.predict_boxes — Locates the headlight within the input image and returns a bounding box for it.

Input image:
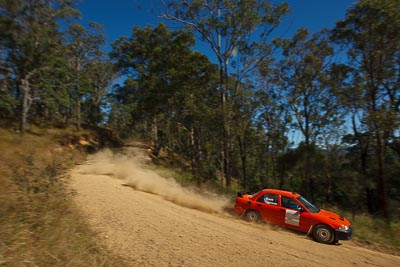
[338,225,349,231]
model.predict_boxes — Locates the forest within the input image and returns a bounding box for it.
[1,0,399,220]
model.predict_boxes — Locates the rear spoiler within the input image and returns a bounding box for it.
[237,192,252,198]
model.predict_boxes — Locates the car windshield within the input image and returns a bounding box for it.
[297,196,320,213]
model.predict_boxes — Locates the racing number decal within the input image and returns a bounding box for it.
[285,209,300,226]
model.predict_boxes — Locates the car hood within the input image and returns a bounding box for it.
[317,209,350,226]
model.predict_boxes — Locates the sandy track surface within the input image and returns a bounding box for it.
[69,147,400,267]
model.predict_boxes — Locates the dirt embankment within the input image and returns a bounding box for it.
[69,147,400,266]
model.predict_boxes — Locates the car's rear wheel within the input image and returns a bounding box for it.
[245,210,260,223]
[313,224,335,244]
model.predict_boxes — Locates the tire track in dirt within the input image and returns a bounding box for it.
[69,147,400,267]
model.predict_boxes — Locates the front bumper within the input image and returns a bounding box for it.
[334,226,352,240]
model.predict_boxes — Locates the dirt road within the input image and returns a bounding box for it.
[69,146,399,267]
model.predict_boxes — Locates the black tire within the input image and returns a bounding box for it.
[245,210,260,223]
[313,224,335,244]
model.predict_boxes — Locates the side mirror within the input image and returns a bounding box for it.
[298,206,306,212]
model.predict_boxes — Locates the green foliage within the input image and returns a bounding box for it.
[332,0,400,218]
[0,0,398,230]
[0,91,16,117]
[110,23,222,180]
[162,0,290,187]
[0,0,81,131]
[0,1,113,131]
[105,1,400,222]
[64,22,112,129]
[273,28,344,145]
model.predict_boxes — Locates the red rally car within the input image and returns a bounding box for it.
[234,189,352,244]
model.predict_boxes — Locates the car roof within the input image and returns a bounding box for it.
[259,189,301,198]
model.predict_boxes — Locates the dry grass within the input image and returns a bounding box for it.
[350,214,400,251]
[0,127,125,266]
[320,205,400,254]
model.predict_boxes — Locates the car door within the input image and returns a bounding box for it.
[279,196,302,229]
[255,193,282,225]
[297,209,314,232]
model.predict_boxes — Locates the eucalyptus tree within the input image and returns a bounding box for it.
[0,74,15,118]
[161,0,289,186]
[274,28,344,146]
[230,78,258,187]
[111,24,220,178]
[165,51,220,179]
[84,60,114,125]
[0,0,80,131]
[332,0,400,218]
[64,22,108,130]
[256,79,290,189]
[110,23,196,150]
[107,77,139,138]
[272,28,344,202]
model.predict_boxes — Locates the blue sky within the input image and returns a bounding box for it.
[77,0,357,143]
[77,0,357,54]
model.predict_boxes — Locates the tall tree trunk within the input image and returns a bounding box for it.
[75,59,82,131]
[305,148,314,203]
[223,128,231,187]
[238,135,247,188]
[76,98,81,131]
[219,63,231,187]
[20,76,33,133]
[366,188,375,213]
[190,126,196,176]
[152,117,160,157]
[376,131,389,219]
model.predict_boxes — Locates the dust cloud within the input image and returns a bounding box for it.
[78,148,230,214]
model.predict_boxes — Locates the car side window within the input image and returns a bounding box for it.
[257,193,278,205]
[281,196,300,210]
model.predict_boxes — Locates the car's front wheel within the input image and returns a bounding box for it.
[245,210,260,223]
[313,224,335,244]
